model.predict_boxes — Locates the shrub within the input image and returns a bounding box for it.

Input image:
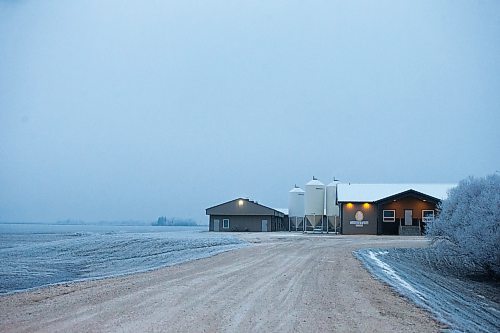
[426,174,500,278]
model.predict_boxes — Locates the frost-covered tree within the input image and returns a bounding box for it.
[426,174,500,278]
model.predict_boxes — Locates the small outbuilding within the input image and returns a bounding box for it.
[337,184,455,235]
[206,198,285,232]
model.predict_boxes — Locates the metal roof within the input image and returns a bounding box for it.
[275,208,289,215]
[206,198,285,217]
[306,179,324,186]
[337,183,456,202]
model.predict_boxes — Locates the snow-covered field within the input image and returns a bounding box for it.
[0,223,246,294]
[356,248,500,333]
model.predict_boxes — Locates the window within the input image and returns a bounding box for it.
[223,219,230,229]
[422,210,435,222]
[383,210,395,222]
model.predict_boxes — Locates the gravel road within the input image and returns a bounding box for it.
[0,234,443,332]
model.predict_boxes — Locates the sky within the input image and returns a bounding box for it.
[1,1,499,224]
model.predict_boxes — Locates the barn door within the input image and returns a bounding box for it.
[214,219,220,232]
[261,219,268,232]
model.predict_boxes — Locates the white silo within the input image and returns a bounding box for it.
[288,186,305,231]
[326,181,340,232]
[304,177,325,231]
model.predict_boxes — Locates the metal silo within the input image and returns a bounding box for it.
[288,186,305,231]
[304,177,325,231]
[326,181,340,233]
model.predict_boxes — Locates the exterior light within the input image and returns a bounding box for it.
[363,203,370,209]
[238,199,244,206]
[346,203,353,208]
[422,199,427,202]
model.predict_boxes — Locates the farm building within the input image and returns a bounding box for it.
[206,198,285,232]
[337,184,455,235]
[207,183,455,235]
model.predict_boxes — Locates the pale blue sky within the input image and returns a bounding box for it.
[1,1,499,223]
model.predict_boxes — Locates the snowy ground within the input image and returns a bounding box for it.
[0,234,443,333]
[0,224,246,294]
[356,248,500,333]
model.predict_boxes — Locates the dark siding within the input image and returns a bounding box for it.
[209,215,280,232]
[341,203,378,235]
[207,198,285,232]
[380,213,399,235]
[339,191,441,235]
[381,197,438,234]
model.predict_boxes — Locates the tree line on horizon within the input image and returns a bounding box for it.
[153,216,197,226]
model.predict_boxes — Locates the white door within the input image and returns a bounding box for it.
[261,219,268,232]
[214,219,220,232]
[404,210,413,226]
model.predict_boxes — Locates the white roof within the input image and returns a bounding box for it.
[289,187,305,193]
[337,183,456,202]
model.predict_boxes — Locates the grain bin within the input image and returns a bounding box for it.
[326,181,340,232]
[288,186,305,217]
[288,186,305,230]
[305,178,325,229]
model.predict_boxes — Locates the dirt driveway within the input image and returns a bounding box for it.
[0,234,443,332]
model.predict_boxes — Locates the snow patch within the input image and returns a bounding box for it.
[366,250,423,299]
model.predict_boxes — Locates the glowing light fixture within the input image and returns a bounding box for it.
[238,199,244,206]
[363,203,370,209]
[346,203,353,208]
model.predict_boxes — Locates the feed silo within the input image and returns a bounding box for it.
[288,186,305,231]
[326,181,340,232]
[304,177,325,231]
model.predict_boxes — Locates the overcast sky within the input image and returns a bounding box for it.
[1,1,499,223]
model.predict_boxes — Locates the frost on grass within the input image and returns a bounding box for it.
[426,174,500,278]
[0,228,247,294]
[356,249,500,333]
